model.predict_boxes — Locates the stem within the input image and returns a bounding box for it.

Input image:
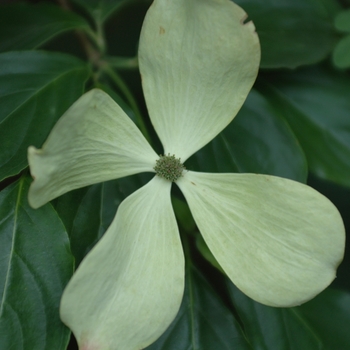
[104,56,139,70]
[57,0,151,142]
[57,0,102,67]
[102,65,151,143]
[95,18,107,54]
[56,0,70,10]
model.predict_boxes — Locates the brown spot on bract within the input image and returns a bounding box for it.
[159,26,165,35]
[191,182,196,186]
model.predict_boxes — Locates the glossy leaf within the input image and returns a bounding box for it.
[299,288,350,349]
[260,66,350,187]
[0,176,73,349]
[226,280,323,349]
[0,51,90,181]
[52,187,89,236]
[146,264,250,350]
[235,0,339,68]
[187,89,307,183]
[0,2,90,53]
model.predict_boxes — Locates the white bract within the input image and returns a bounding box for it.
[28,0,345,349]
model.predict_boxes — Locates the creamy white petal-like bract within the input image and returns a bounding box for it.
[139,0,260,161]
[26,0,346,348]
[177,171,345,307]
[28,89,157,208]
[60,176,185,350]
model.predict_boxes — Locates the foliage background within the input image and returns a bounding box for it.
[0,0,350,349]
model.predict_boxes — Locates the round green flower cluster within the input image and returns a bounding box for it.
[154,154,185,182]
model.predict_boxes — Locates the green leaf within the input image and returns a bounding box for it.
[195,235,224,274]
[335,9,350,32]
[299,288,350,349]
[260,66,350,187]
[332,35,350,69]
[235,0,339,68]
[187,89,307,183]
[72,0,127,23]
[0,2,90,53]
[226,279,323,349]
[171,196,196,233]
[51,187,89,236]
[0,51,90,182]
[0,176,74,349]
[146,264,251,350]
[54,174,151,265]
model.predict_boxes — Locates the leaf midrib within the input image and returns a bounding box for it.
[0,177,24,317]
[0,60,88,126]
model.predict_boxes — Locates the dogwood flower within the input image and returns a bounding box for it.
[28,0,345,349]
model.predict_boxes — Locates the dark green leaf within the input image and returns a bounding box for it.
[332,35,350,68]
[52,187,90,235]
[299,288,350,349]
[72,0,127,23]
[171,196,196,233]
[335,9,350,32]
[0,51,90,182]
[54,174,151,265]
[235,0,340,68]
[0,2,90,53]
[146,264,251,350]
[226,280,323,350]
[259,66,350,187]
[195,235,224,274]
[187,89,307,183]
[0,176,74,349]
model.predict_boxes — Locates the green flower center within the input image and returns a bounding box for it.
[154,154,185,182]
